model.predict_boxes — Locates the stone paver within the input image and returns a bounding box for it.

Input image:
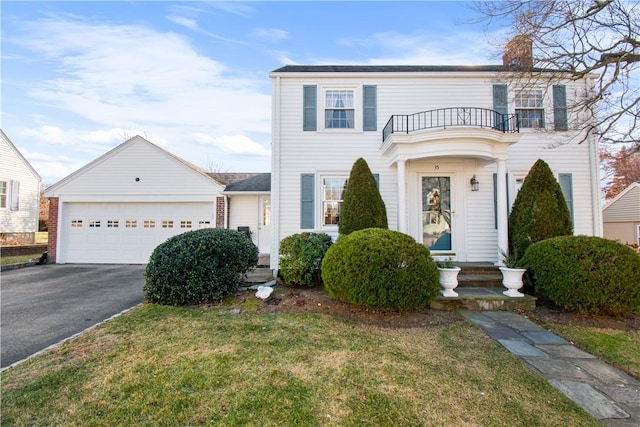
[461,310,638,426]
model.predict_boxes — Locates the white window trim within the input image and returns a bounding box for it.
[319,85,362,132]
[514,89,546,129]
[317,173,349,230]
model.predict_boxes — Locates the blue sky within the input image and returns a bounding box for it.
[2,1,505,185]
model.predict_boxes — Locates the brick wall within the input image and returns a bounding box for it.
[0,244,47,257]
[215,196,226,228]
[47,197,59,263]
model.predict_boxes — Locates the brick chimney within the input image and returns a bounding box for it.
[502,35,533,69]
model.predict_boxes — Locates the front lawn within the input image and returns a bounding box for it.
[1,305,600,426]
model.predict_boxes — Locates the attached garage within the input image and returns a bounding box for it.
[61,202,215,263]
[45,136,228,264]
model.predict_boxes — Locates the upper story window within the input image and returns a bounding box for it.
[325,90,354,129]
[515,90,544,129]
[322,176,348,226]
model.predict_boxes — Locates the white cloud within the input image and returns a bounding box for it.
[167,14,199,31]
[193,133,270,156]
[10,15,271,137]
[251,28,289,43]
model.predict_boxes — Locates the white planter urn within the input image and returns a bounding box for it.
[499,267,526,297]
[438,267,461,297]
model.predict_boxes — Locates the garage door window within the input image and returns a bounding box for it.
[107,220,119,228]
[180,220,192,229]
[199,220,211,228]
[71,220,83,227]
[162,220,174,228]
[144,220,155,228]
[126,220,137,228]
[89,220,101,228]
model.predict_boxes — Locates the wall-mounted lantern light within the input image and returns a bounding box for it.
[470,175,479,191]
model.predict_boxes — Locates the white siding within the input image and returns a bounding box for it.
[228,195,261,246]
[0,133,41,234]
[272,71,600,266]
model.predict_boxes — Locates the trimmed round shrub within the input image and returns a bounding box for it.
[509,159,573,259]
[144,228,258,305]
[321,228,439,311]
[339,157,388,235]
[279,232,333,286]
[522,236,640,316]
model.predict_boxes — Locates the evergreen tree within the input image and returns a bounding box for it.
[339,158,388,235]
[509,158,573,259]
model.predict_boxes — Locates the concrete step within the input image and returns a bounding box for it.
[458,274,503,288]
[431,287,536,312]
[244,267,274,284]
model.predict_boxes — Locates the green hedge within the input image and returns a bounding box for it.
[321,228,439,311]
[279,232,333,286]
[144,228,258,305]
[522,236,640,316]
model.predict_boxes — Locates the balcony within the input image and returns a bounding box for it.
[382,107,519,143]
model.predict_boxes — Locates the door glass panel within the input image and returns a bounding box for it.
[262,198,271,226]
[422,177,451,251]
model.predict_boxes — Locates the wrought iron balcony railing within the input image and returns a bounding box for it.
[382,107,519,142]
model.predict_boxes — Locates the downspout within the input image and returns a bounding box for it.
[586,75,603,236]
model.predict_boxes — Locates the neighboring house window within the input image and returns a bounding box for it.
[107,220,119,228]
[126,220,137,228]
[89,220,101,228]
[9,180,19,211]
[322,176,348,226]
[71,220,83,228]
[515,90,544,128]
[553,85,568,131]
[180,220,192,228]
[325,90,354,129]
[0,181,6,208]
[162,220,174,228]
[144,220,155,228]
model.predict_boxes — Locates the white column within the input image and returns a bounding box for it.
[397,159,407,233]
[496,158,508,265]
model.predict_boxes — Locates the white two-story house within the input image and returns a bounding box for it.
[269,51,602,268]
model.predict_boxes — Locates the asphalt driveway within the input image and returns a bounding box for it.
[1,264,146,368]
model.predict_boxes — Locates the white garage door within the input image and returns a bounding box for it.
[61,202,215,264]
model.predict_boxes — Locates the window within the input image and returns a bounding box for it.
[0,181,6,208]
[144,220,155,228]
[325,90,354,129]
[180,220,192,229]
[107,220,119,228]
[89,220,101,228]
[71,220,83,228]
[322,177,348,226]
[515,90,544,128]
[125,220,137,228]
[198,220,212,229]
[9,180,20,211]
[162,220,174,228]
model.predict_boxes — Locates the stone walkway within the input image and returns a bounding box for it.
[462,311,640,427]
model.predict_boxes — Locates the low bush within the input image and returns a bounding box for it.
[522,236,640,316]
[144,228,258,305]
[321,228,439,311]
[279,232,333,286]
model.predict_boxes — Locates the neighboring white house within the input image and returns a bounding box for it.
[603,182,640,247]
[269,56,602,268]
[0,129,42,244]
[45,136,269,264]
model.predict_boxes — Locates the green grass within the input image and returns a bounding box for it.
[541,323,640,379]
[0,254,40,266]
[1,305,600,426]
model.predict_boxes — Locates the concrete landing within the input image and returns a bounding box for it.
[431,288,537,311]
[462,311,640,426]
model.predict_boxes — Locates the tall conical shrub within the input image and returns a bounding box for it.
[339,158,388,235]
[509,158,573,259]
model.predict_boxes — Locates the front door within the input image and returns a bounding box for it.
[422,176,452,252]
[258,195,271,254]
